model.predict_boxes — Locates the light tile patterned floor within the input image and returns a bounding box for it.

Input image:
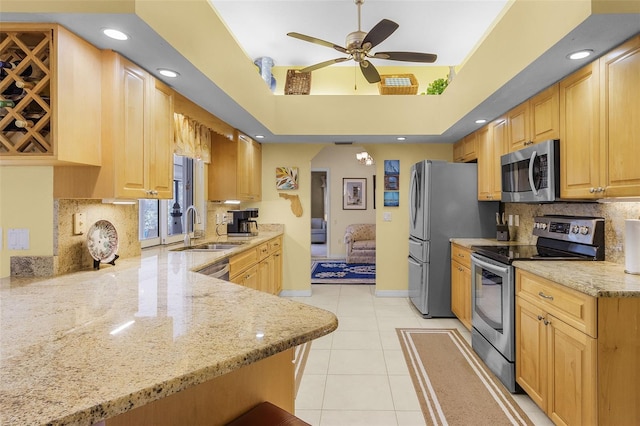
[286,284,554,426]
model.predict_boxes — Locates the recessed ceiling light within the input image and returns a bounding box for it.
[475,119,487,124]
[102,28,129,41]
[567,49,593,60]
[158,69,180,78]
[396,136,406,141]
[255,135,264,139]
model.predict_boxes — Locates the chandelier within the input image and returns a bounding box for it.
[356,151,375,166]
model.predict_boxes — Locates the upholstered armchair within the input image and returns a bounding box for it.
[344,224,376,264]
[311,218,327,243]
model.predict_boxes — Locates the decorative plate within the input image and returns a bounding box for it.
[87,220,119,263]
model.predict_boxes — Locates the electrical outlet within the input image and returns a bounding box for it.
[383,212,392,222]
[514,215,520,227]
[73,213,85,235]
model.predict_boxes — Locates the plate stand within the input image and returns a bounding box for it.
[93,254,119,270]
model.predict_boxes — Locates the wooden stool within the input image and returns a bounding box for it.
[226,401,310,426]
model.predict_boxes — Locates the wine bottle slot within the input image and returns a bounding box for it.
[0,100,16,108]
[14,119,34,128]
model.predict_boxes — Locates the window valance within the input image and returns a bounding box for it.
[173,113,212,163]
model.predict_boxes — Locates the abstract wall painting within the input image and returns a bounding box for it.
[276,167,299,190]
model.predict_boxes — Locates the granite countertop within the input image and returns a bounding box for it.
[0,231,338,426]
[450,238,640,298]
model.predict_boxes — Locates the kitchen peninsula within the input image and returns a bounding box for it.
[0,231,338,426]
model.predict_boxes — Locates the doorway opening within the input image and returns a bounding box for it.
[311,169,329,259]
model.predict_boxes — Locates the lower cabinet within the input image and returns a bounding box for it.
[450,243,472,330]
[516,269,640,426]
[230,236,282,295]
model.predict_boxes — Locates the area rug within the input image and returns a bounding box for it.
[311,260,375,284]
[397,328,534,426]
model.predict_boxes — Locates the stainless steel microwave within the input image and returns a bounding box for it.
[501,139,559,203]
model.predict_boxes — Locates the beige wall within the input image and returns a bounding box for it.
[0,166,54,277]
[259,142,453,294]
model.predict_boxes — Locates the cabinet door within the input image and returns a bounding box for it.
[258,256,272,294]
[559,62,602,199]
[208,133,237,201]
[237,132,262,201]
[491,117,507,198]
[147,79,174,199]
[272,249,283,295]
[529,84,560,143]
[507,101,530,152]
[115,59,148,199]
[453,140,464,162]
[476,125,493,201]
[450,259,471,330]
[516,296,547,410]
[232,264,259,290]
[600,35,640,197]
[463,132,477,162]
[547,315,597,426]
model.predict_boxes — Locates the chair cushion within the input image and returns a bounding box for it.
[353,240,375,250]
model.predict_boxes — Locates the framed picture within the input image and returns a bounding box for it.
[343,178,366,210]
[275,166,299,190]
[384,191,399,207]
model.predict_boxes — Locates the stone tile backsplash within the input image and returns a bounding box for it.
[505,201,640,264]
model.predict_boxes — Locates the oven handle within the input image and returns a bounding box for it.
[528,150,539,196]
[471,254,510,275]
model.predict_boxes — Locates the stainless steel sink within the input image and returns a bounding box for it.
[171,241,246,252]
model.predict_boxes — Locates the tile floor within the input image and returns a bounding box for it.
[286,284,554,426]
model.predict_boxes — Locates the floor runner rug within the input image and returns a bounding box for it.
[397,328,534,426]
[311,260,375,284]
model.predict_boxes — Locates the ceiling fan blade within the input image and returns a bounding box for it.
[287,32,348,54]
[361,19,399,50]
[372,51,438,63]
[301,57,350,73]
[360,60,381,84]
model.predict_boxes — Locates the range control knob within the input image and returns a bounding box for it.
[539,223,547,230]
[579,226,590,235]
[571,225,580,234]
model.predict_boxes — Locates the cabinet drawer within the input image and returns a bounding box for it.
[516,270,596,337]
[257,243,270,261]
[268,237,282,253]
[230,247,258,276]
[451,244,472,269]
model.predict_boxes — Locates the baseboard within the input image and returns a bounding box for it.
[375,289,409,298]
[279,289,313,297]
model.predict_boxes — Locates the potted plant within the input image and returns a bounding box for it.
[424,77,448,95]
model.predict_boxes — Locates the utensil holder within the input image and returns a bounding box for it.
[496,225,510,241]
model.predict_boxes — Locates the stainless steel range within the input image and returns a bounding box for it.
[470,215,604,392]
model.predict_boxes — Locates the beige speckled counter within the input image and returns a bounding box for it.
[451,238,640,298]
[0,231,338,426]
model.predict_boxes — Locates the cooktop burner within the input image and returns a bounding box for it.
[472,215,605,264]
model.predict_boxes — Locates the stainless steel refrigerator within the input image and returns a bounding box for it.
[408,160,498,317]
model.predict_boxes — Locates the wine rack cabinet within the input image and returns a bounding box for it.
[0,29,52,155]
[0,24,102,166]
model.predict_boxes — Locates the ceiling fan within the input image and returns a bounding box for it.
[287,0,437,84]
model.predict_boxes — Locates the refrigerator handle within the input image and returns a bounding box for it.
[409,168,419,226]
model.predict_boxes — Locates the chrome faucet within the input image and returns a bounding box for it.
[184,205,202,247]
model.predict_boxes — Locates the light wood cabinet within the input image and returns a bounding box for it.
[209,130,262,202]
[450,243,472,330]
[599,34,640,197]
[559,61,602,200]
[477,116,506,201]
[560,35,640,199]
[507,84,559,152]
[0,24,102,166]
[54,51,174,199]
[453,133,478,163]
[516,269,640,425]
[230,236,282,295]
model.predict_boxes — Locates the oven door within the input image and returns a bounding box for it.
[471,253,514,362]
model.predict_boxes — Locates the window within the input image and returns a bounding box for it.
[139,155,203,248]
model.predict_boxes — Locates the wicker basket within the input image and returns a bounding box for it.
[285,70,312,95]
[378,74,419,95]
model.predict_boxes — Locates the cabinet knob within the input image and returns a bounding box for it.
[537,315,544,321]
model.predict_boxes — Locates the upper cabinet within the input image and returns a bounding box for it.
[209,130,262,202]
[0,24,102,166]
[560,35,640,199]
[477,116,507,201]
[507,84,559,152]
[54,51,174,199]
[453,132,477,163]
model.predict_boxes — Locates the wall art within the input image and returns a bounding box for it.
[343,178,366,210]
[275,166,299,190]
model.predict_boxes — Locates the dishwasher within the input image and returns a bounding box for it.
[197,258,230,280]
